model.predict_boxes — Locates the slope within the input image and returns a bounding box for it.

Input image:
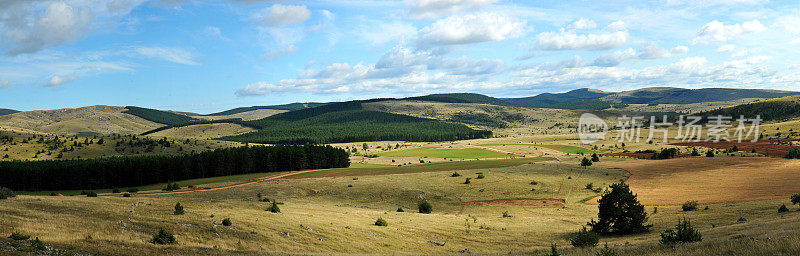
[0,105,162,136]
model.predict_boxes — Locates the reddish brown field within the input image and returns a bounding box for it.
[604,152,690,159]
[672,139,798,157]
[597,157,800,205]
[461,198,564,207]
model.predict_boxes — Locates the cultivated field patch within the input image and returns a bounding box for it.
[461,198,564,207]
[377,146,511,159]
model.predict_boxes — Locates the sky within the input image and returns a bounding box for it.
[0,0,798,113]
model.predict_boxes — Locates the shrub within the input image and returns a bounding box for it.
[660,218,702,244]
[222,218,232,226]
[374,218,388,226]
[706,151,714,157]
[163,182,181,192]
[570,227,599,247]
[9,233,30,240]
[591,153,600,162]
[588,181,650,235]
[585,183,594,190]
[418,201,432,214]
[792,194,800,206]
[174,202,184,215]
[476,174,485,179]
[594,243,618,256]
[548,243,561,256]
[779,204,789,213]
[450,171,461,177]
[786,148,800,159]
[503,211,511,218]
[267,201,281,213]
[682,201,698,211]
[86,191,98,197]
[30,237,45,251]
[397,207,404,212]
[581,157,593,168]
[652,148,678,160]
[691,148,700,156]
[149,228,177,245]
[530,181,539,185]
[0,186,15,199]
[463,178,471,184]
[123,193,132,197]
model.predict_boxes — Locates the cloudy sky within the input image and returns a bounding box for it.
[0,0,798,113]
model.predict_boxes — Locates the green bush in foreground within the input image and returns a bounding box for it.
[451,172,461,177]
[397,207,404,212]
[418,201,432,214]
[548,243,561,256]
[588,181,650,235]
[150,228,177,245]
[660,218,702,245]
[374,218,388,226]
[791,193,800,206]
[173,202,184,215]
[9,233,30,240]
[268,201,281,213]
[779,204,789,213]
[682,200,699,211]
[570,226,599,247]
[595,243,618,256]
[222,218,232,226]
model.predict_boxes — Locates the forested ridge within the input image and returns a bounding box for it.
[123,106,197,125]
[0,145,349,191]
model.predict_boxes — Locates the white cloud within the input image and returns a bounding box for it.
[135,46,200,65]
[262,44,298,60]
[416,12,527,49]
[692,19,766,44]
[716,44,736,52]
[42,75,77,87]
[406,0,499,20]
[4,2,93,56]
[606,20,627,30]
[536,30,629,51]
[568,18,597,30]
[260,4,311,26]
[0,80,9,89]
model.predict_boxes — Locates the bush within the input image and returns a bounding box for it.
[581,157,593,168]
[222,218,232,226]
[779,204,789,213]
[476,174,485,179]
[660,218,702,244]
[588,181,650,235]
[86,191,98,197]
[149,227,177,245]
[463,178,471,184]
[267,201,281,213]
[418,201,432,214]
[792,194,800,206]
[123,193,132,197]
[397,207,404,212]
[174,202,184,215]
[594,243,617,256]
[691,148,700,156]
[374,218,388,226]
[706,151,715,157]
[570,227,599,247]
[9,233,30,240]
[787,148,800,159]
[682,201,698,211]
[30,237,45,251]
[591,153,600,162]
[0,186,15,199]
[530,181,539,185]
[451,172,461,177]
[585,183,594,190]
[163,182,181,192]
[548,243,561,256]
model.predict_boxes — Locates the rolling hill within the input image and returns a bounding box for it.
[122,106,198,125]
[696,95,800,123]
[0,108,18,116]
[403,93,516,106]
[204,102,330,116]
[0,105,162,136]
[504,88,612,107]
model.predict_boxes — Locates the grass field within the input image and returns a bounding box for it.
[376,146,512,159]
[478,143,599,154]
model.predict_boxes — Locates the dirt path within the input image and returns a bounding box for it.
[128,169,322,196]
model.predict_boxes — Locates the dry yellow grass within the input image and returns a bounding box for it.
[147,123,256,140]
[0,105,161,136]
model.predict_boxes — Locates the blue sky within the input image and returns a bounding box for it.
[0,0,798,113]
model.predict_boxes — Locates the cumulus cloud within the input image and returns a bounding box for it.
[262,44,298,60]
[260,4,311,26]
[42,75,77,87]
[4,2,92,56]
[536,30,629,51]
[135,46,200,65]
[568,18,597,30]
[692,19,766,44]
[416,12,527,49]
[406,0,499,20]
[236,45,506,96]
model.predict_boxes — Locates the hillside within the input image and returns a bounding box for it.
[205,102,330,116]
[193,108,288,121]
[600,87,800,104]
[504,88,612,107]
[122,106,198,125]
[403,93,515,106]
[696,95,800,123]
[0,105,161,136]
[0,108,18,116]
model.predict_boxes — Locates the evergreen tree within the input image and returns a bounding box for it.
[581,157,593,168]
[588,181,651,235]
[173,202,184,215]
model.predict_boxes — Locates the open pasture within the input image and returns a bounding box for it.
[598,157,800,205]
[376,146,512,159]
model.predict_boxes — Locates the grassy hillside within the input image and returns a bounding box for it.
[0,105,161,136]
[122,106,198,126]
[0,108,18,116]
[205,102,329,116]
[601,87,800,104]
[404,93,515,106]
[505,88,611,107]
[696,95,800,122]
